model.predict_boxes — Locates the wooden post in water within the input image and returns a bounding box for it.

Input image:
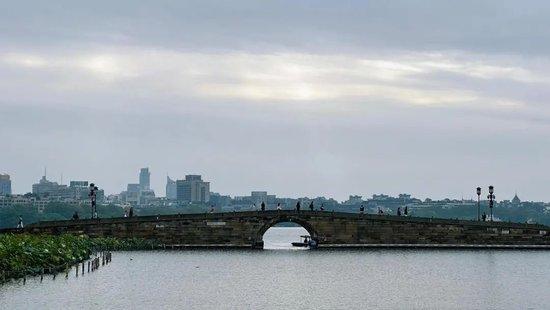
[76,265,78,277]
[88,261,90,273]
[82,262,85,275]
[40,269,44,282]
[23,276,26,285]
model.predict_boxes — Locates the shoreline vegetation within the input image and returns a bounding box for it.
[0,234,157,284]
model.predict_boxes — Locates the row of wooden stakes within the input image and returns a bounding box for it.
[27,251,114,284]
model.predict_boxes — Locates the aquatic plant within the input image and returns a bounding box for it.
[0,234,157,283]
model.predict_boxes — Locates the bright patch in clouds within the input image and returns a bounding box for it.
[1,48,546,110]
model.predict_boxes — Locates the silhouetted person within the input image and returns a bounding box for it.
[404,206,408,216]
[277,203,282,210]
[210,205,215,213]
[360,205,365,214]
[378,208,384,215]
[482,212,487,222]
[261,202,266,211]
[129,207,134,218]
[309,201,314,211]
[296,201,301,212]
[320,204,325,211]
[17,216,23,229]
[124,210,128,218]
[397,207,402,216]
[72,211,79,220]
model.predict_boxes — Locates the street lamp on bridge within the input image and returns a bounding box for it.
[487,185,495,222]
[89,183,98,219]
[476,187,481,221]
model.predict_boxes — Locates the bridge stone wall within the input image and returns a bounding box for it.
[2,211,549,248]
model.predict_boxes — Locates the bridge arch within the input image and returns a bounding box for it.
[255,215,318,248]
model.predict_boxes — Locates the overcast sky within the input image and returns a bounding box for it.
[1,1,550,201]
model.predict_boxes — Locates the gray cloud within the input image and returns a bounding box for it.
[1,1,550,201]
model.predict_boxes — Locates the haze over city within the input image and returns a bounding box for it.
[2,1,550,201]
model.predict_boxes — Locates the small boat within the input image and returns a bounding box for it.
[291,235,311,247]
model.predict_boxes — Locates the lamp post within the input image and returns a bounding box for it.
[487,185,495,222]
[476,187,481,221]
[89,183,98,219]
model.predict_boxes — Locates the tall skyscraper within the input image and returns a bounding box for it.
[139,168,150,190]
[0,174,12,195]
[166,176,177,200]
[176,175,210,203]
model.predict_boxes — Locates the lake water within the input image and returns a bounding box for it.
[1,227,550,309]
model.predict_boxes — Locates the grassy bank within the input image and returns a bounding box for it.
[0,234,157,283]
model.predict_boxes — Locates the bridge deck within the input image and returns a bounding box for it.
[3,210,547,231]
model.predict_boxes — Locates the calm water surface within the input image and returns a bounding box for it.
[1,227,550,309]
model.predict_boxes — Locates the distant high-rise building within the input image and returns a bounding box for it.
[166,176,177,200]
[127,183,141,193]
[176,175,210,203]
[139,168,150,190]
[69,181,89,200]
[32,176,104,201]
[0,174,12,195]
[32,175,70,198]
[251,191,268,205]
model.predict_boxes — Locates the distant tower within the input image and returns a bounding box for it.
[166,175,177,200]
[139,168,150,190]
[512,192,521,205]
[0,174,11,195]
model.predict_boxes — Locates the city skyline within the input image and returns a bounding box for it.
[0,168,535,203]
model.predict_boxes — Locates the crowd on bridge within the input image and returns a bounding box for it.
[248,201,413,217]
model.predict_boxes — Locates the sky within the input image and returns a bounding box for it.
[1,0,550,201]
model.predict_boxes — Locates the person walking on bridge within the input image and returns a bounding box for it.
[397,207,402,216]
[320,204,325,211]
[261,201,266,211]
[360,205,365,214]
[17,216,24,229]
[309,201,314,211]
[296,201,301,212]
[277,203,282,210]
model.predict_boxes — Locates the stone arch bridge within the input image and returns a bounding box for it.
[3,210,550,249]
